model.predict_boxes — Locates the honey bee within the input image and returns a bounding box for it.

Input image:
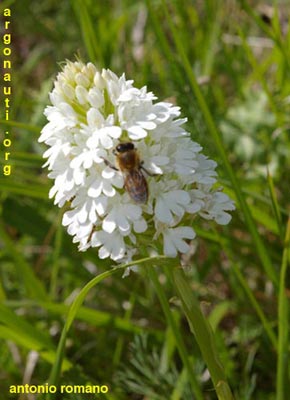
[103,142,153,204]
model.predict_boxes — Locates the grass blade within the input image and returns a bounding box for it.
[276,217,290,399]
[0,220,47,300]
[159,0,278,287]
[267,169,283,239]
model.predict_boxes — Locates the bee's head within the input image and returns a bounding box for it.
[115,142,135,153]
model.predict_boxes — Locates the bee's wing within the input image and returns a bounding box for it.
[124,170,148,204]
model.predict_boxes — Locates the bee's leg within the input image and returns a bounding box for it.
[87,225,95,244]
[101,157,119,171]
[140,161,157,177]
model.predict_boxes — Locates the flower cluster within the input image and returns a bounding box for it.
[39,61,235,262]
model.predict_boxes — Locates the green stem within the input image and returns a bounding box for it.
[169,267,235,400]
[147,266,203,400]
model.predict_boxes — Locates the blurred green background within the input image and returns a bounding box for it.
[0,0,289,399]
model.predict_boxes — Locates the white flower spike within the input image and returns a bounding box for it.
[39,61,235,262]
